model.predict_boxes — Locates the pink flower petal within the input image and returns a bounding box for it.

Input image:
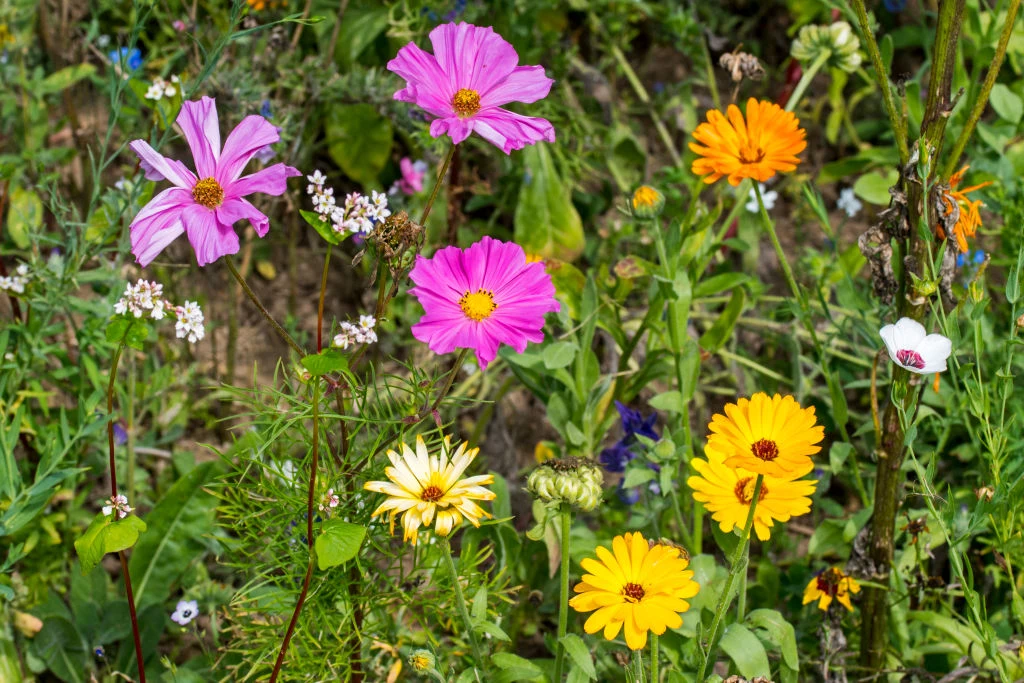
[216,197,270,238]
[182,204,239,267]
[129,140,197,188]
[225,163,301,200]
[129,187,191,267]
[481,65,554,107]
[388,42,454,117]
[217,115,283,184]
[177,97,221,178]
[473,109,555,154]
[428,22,518,97]
[429,117,475,145]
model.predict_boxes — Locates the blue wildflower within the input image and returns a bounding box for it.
[883,0,907,11]
[614,401,659,442]
[109,47,142,71]
[260,99,273,120]
[94,646,104,658]
[599,441,634,473]
[113,422,128,446]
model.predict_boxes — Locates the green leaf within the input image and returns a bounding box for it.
[331,4,389,67]
[829,442,852,473]
[105,318,130,344]
[648,390,684,413]
[124,320,150,351]
[514,144,585,262]
[315,519,366,569]
[622,466,656,488]
[325,103,393,186]
[491,652,544,681]
[542,341,578,370]
[698,288,745,352]
[74,513,147,574]
[300,209,343,245]
[746,608,799,671]
[7,186,42,249]
[719,623,771,678]
[301,349,349,376]
[474,619,511,642]
[38,64,96,96]
[693,273,749,298]
[560,633,597,679]
[853,170,899,206]
[129,462,219,607]
[471,586,488,621]
[990,83,1024,124]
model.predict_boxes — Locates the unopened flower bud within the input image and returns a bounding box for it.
[630,185,665,220]
[527,457,604,511]
[791,21,863,73]
[409,650,435,671]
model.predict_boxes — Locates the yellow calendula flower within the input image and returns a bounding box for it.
[363,435,495,545]
[569,531,699,650]
[706,392,824,478]
[687,443,818,541]
[939,165,992,253]
[803,567,861,611]
[690,98,807,186]
[630,185,665,218]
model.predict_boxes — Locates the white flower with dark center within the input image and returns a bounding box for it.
[879,318,952,374]
[837,187,862,218]
[170,599,198,626]
[746,183,778,213]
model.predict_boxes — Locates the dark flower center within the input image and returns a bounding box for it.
[751,438,780,462]
[896,349,926,369]
[816,569,843,596]
[192,177,224,208]
[452,88,481,117]
[622,582,645,602]
[421,485,444,502]
[181,609,193,618]
[733,476,768,504]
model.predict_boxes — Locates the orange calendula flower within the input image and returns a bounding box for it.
[706,392,825,478]
[803,567,861,611]
[690,98,807,186]
[939,165,991,253]
[687,443,818,541]
[569,531,699,650]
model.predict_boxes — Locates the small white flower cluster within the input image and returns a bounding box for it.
[0,264,30,294]
[319,487,340,512]
[837,187,863,218]
[332,314,378,350]
[145,74,179,101]
[113,279,205,344]
[102,494,133,519]
[306,170,390,237]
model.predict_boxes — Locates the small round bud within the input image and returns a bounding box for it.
[409,650,435,672]
[527,457,604,511]
[791,21,863,73]
[630,185,665,220]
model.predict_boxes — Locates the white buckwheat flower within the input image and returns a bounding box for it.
[837,187,862,218]
[174,301,205,343]
[746,183,777,213]
[319,488,340,512]
[102,494,133,519]
[0,263,31,294]
[879,317,952,374]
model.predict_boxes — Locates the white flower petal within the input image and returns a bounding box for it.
[892,317,927,350]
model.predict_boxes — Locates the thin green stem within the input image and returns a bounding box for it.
[441,538,488,676]
[942,0,1022,178]
[785,50,830,113]
[736,541,749,621]
[699,36,722,109]
[849,0,910,166]
[695,474,763,682]
[650,633,659,683]
[420,144,456,228]
[632,648,647,683]
[317,244,333,353]
[553,506,572,682]
[668,490,695,550]
[753,184,870,507]
[608,44,683,166]
[225,256,304,358]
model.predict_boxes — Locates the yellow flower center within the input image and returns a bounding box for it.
[632,185,659,208]
[622,582,645,603]
[459,289,497,322]
[750,438,779,462]
[452,88,481,117]
[192,177,224,208]
[733,476,768,505]
[421,485,444,502]
[738,145,766,164]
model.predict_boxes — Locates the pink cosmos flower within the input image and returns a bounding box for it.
[388,22,555,154]
[408,237,560,368]
[128,97,300,267]
[398,157,426,195]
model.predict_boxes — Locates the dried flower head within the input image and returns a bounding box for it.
[719,50,765,82]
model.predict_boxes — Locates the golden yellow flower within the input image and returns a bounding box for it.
[803,567,861,611]
[707,392,824,478]
[939,165,991,253]
[690,98,807,186]
[687,443,818,541]
[363,435,495,545]
[569,531,699,650]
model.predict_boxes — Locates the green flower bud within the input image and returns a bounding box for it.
[630,185,665,220]
[527,457,604,511]
[791,21,862,73]
[409,650,435,672]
